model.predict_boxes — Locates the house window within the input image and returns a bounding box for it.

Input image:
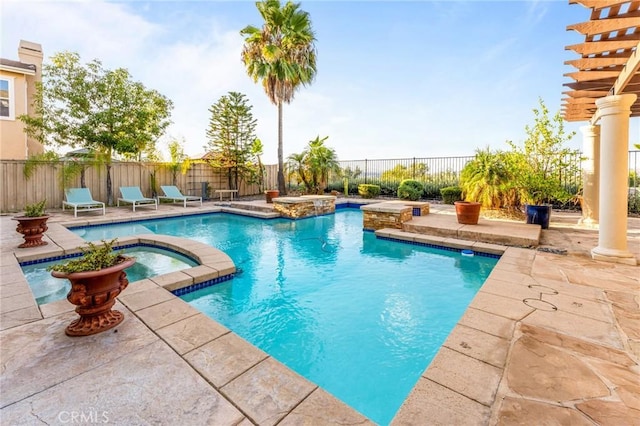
[0,77,15,120]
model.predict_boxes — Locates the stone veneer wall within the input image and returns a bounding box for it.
[363,209,413,230]
[380,201,430,217]
[273,198,336,219]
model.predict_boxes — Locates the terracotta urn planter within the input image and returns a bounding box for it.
[454,201,481,225]
[12,215,50,248]
[265,190,279,203]
[51,256,135,336]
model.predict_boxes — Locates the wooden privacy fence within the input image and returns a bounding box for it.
[0,161,278,213]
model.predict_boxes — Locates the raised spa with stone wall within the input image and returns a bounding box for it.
[272,195,336,219]
[361,201,430,231]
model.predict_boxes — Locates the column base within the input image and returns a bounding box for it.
[591,246,637,266]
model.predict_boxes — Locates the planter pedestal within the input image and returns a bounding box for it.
[12,215,50,248]
[52,256,135,336]
[454,201,481,225]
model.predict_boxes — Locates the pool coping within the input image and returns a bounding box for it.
[4,207,503,423]
[1,205,638,424]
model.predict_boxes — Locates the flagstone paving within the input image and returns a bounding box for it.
[1,200,638,425]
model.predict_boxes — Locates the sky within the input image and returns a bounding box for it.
[2,0,639,164]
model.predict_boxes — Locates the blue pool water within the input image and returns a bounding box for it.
[70,209,497,424]
[22,246,198,305]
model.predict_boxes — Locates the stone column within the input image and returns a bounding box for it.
[591,94,637,265]
[579,124,600,227]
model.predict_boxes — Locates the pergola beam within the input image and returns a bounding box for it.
[563,97,600,104]
[563,1,640,121]
[568,17,640,36]
[570,0,632,10]
[564,70,622,81]
[563,90,611,97]
[613,41,640,94]
[565,39,640,56]
[566,39,639,55]
[564,80,617,90]
[565,57,630,69]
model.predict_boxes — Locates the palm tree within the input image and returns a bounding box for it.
[241,0,317,195]
[306,135,339,193]
[459,147,517,209]
[287,151,311,190]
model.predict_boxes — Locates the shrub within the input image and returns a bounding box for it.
[397,179,423,201]
[629,191,640,215]
[358,184,380,198]
[378,182,398,197]
[48,239,123,274]
[440,186,462,204]
[24,199,47,217]
[460,148,518,209]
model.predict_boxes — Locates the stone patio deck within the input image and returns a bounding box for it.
[1,199,638,425]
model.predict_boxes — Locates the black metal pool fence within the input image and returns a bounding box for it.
[325,151,640,200]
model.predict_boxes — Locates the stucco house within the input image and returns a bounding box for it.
[0,40,44,160]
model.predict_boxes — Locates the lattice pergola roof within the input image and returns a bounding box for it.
[563,0,640,122]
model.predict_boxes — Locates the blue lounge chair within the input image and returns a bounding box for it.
[117,186,158,212]
[158,185,202,208]
[62,188,105,217]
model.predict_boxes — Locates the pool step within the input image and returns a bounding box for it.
[401,214,541,247]
[227,201,278,214]
[222,206,281,219]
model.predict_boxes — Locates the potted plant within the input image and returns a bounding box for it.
[454,201,482,225]
[12,199,50,248]
[510,145,579,229]
[508,99,579,229]
[49,239,136,336]
[265,189,280,203]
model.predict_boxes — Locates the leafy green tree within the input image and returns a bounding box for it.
[248,138,266,191]
[380,163,428,182]
[241,0,317,195]
[507,98,578,205]
[167,139,190,187]
[205,92,258,191]
[20,52,173,205]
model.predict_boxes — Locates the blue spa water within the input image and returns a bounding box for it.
[22,246,198,305]
[70,209,497,424]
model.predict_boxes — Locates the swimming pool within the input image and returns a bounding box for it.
[22,246,198,305]
[69,209,498,424]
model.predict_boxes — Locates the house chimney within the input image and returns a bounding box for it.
[17,40,45,157]
[18,40,43,81]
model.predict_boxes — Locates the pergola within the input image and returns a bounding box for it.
[563,0,639,265]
